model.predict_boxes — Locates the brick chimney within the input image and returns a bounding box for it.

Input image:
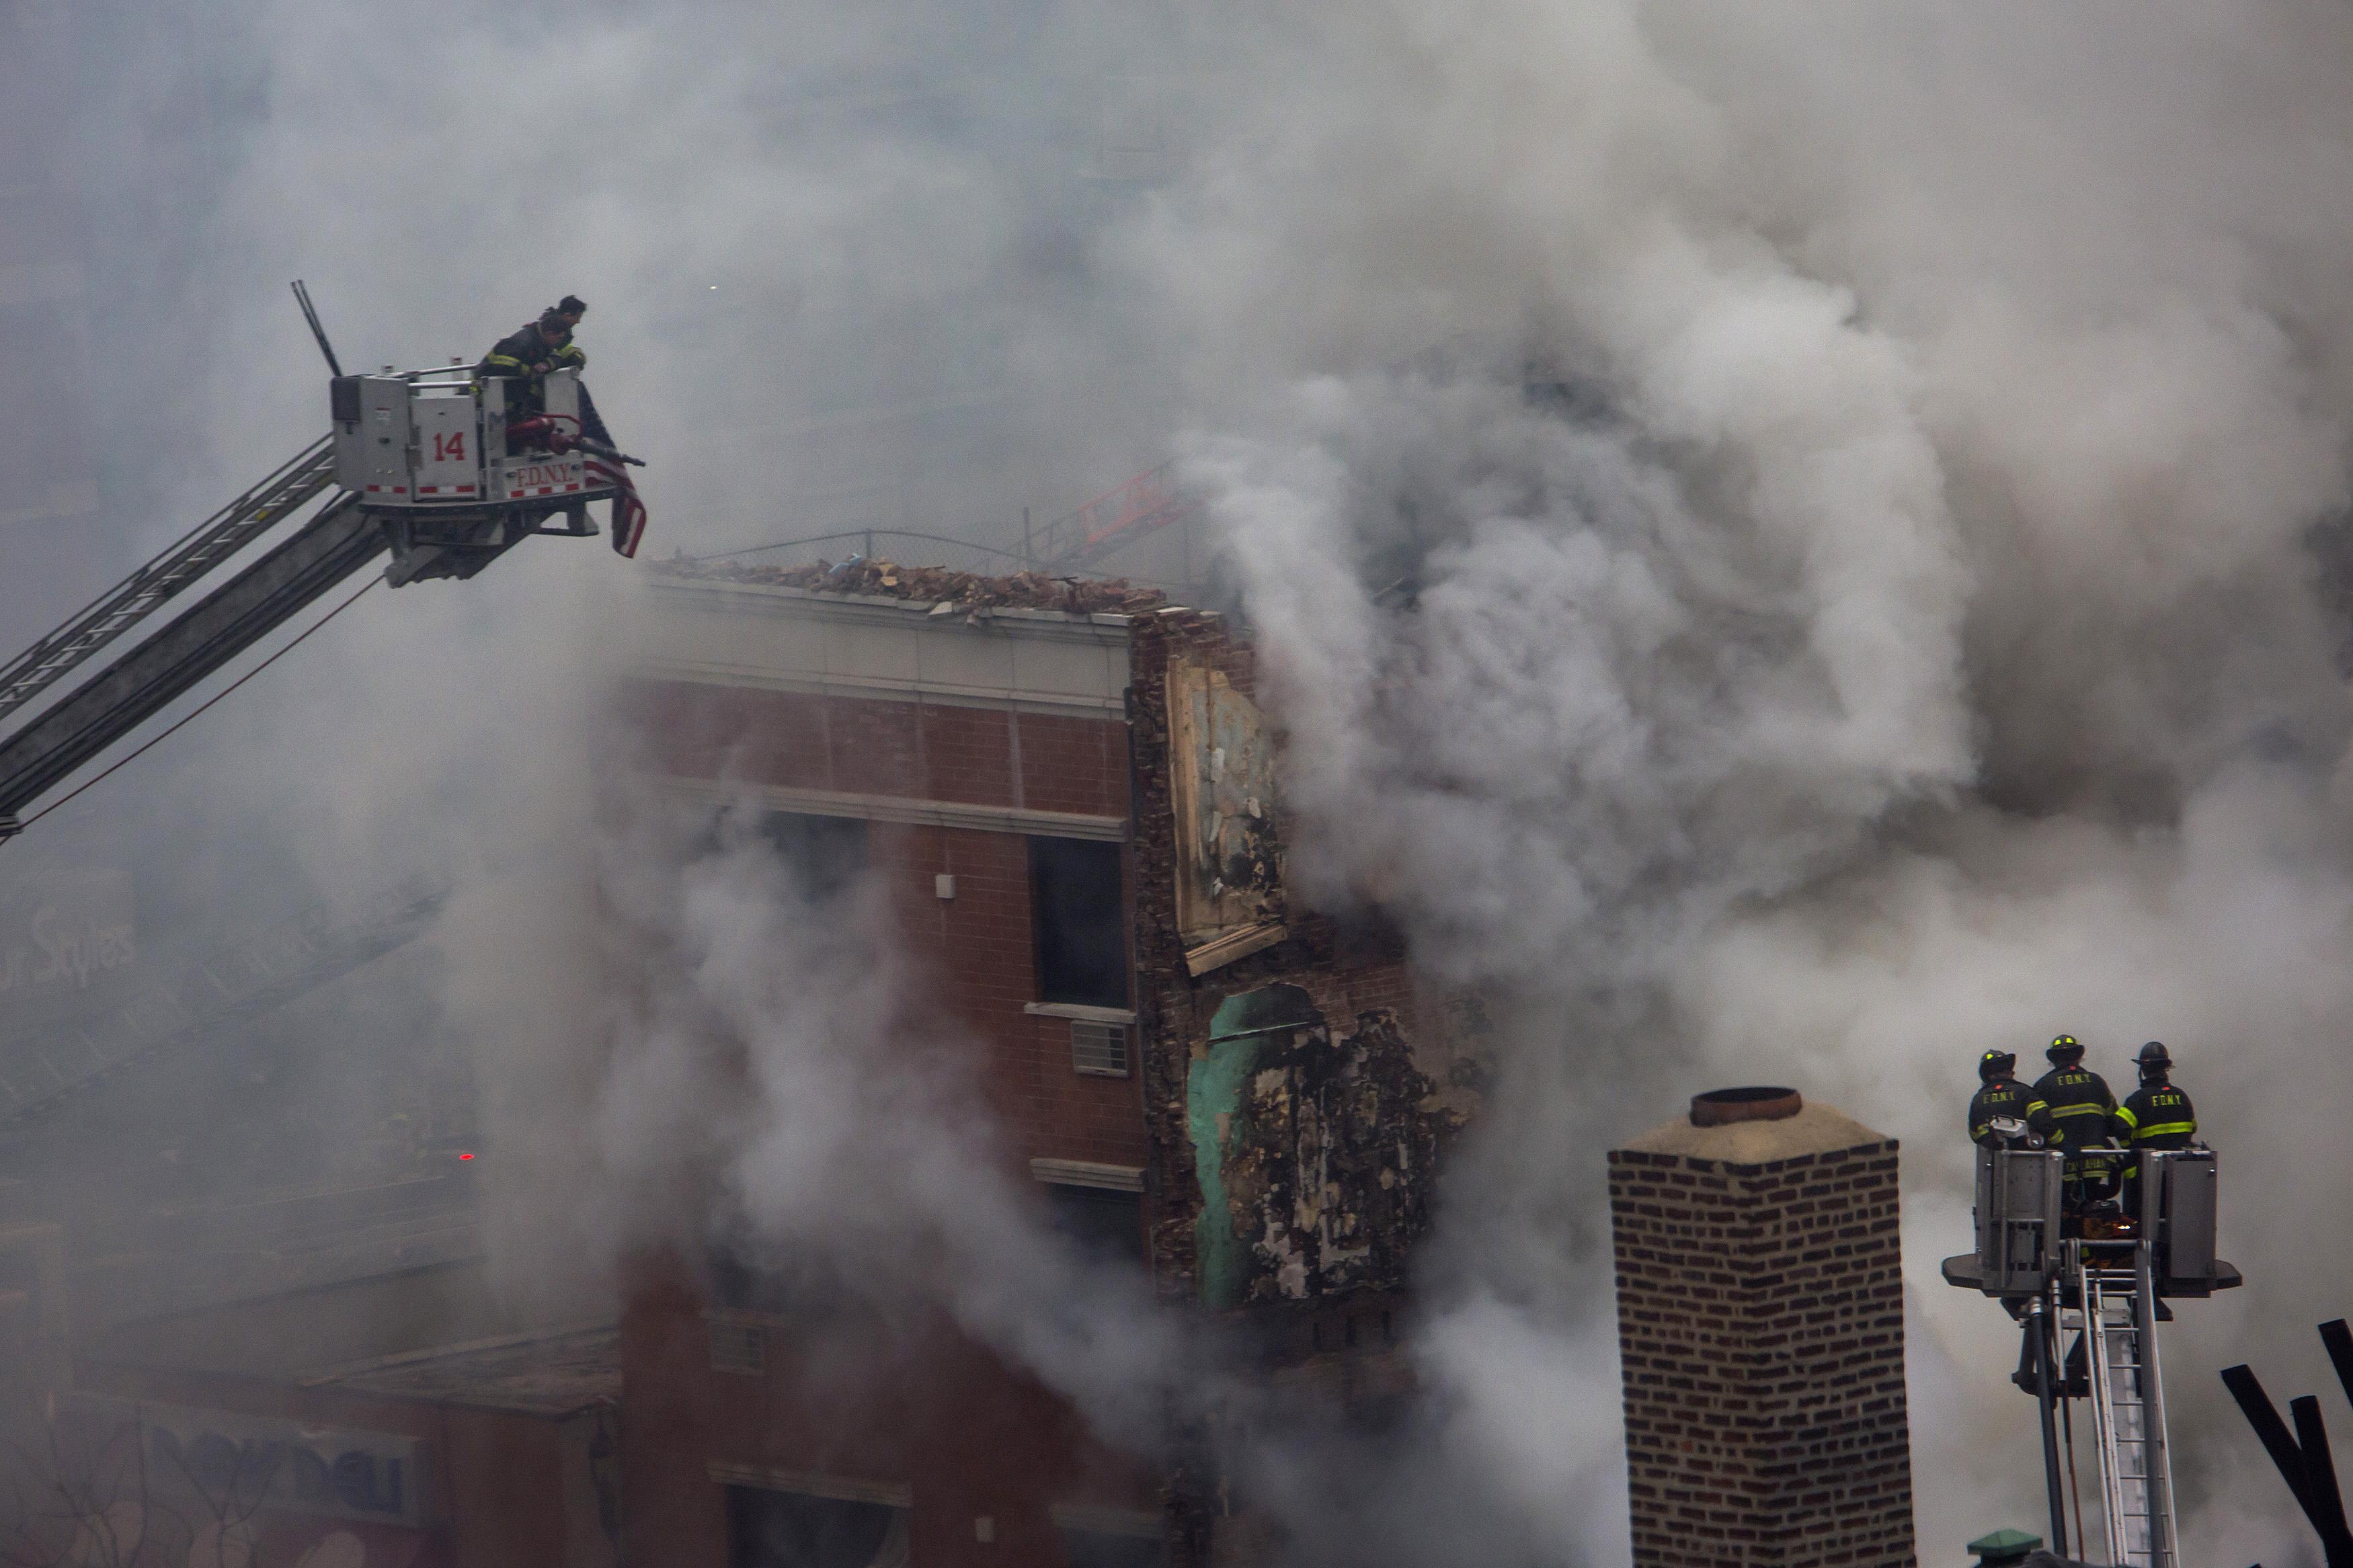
[1609,1087,1914,1567]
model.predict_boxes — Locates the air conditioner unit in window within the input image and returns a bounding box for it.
[1070,1019,1129,1077]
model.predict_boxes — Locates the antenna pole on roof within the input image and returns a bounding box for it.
[290,280,344,378]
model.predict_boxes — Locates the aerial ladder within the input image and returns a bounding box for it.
[1945,1135,2240,1565]
[0,290,641,843]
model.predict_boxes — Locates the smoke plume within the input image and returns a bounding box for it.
[1144,1,2353,1561]
[17,0,2353,1563]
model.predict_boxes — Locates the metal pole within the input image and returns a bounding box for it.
[2291,1397,2353,1568]
[2319,1320,2353,1409]
[1023,507,1033,569]
[2032,1290,2069,1549]
[290,280,345,378]
[2061,1388,2087,1561]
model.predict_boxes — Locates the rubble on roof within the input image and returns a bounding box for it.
[655,555,1168,616]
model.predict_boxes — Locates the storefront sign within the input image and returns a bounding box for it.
[66,1396,426,1528]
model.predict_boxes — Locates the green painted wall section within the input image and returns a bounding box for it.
[1189,985,1316,1309]
[1187,1032,1261,1311]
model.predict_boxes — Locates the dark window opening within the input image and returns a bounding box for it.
[762,812,869,903]
[708,1235,857,1319]
[1030,837,1127,1007]
[1045,1183,1146,1270]
[727,1487,902,1568]
[1060,1528,1164,1568]
[692,810,868,905]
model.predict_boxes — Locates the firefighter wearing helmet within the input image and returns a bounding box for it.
[478,296,588,418]
[2032,1034,2120,1204]
[2113,1041,2196,1212]
[1968,1049,2056,1148]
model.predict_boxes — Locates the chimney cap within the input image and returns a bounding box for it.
[1690,1086,1802,1126]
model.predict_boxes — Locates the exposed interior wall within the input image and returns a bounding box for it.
[1164,659,1282,960]
[1127,610,1496,1565]
[1187,987,1442,1311]
[1128,610,1480,1315]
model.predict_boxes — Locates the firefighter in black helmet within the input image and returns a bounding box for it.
[2113,1041,2196,1216]
[1969,1049,2057,1147]
[478,295,588,418]
[2032,1033,2119,1208]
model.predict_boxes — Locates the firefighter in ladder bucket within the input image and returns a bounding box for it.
[477,296,649,556]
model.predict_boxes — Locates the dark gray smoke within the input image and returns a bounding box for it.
[1152,2,2353,1561]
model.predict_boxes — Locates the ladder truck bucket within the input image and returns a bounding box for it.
[330,367,619,587]
[2143,1148,2235,1296]
[1943,1142,2064,1297]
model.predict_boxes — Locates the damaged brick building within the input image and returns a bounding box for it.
[615,560,1486,1567]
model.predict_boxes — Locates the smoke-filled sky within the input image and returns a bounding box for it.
[11,0,2353,1561]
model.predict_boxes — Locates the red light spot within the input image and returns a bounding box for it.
[458,1152,475,1161]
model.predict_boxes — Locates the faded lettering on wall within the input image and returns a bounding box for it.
[0,868,134,995]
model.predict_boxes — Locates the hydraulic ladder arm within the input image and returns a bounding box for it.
[0,355,639,841]
[0,458,384,839]
[0,437,340,733]
[2079,1244,2182,1568]
[1946,1142,2238,1565]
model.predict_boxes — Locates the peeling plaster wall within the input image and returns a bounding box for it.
[1166,658,1283,950]
[1189,988,1442,1310]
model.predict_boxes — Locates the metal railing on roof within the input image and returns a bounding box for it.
[1026,462,1201,569]
[690,528,1035,577]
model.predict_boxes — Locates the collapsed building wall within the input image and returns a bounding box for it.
[1125,608,1486,1565]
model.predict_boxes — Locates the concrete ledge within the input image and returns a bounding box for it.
[1030,1159,1144,1192]
[657,775,1127,842]
[638,661,1127,718]
[1024,1001,1137,1024]
[707,1461,912,1510]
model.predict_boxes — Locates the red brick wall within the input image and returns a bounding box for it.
[1607,1141,1915,1568]
[874,821,1147,1171]
[614,669,1158,1567]
[619,1254,1159,1568]
[621,681,1128,819]
[625,677,1146,1172]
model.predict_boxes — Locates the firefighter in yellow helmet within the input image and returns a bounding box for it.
[2031,1034,2119,1209]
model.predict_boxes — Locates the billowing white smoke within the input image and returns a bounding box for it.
[576,794,1185,1449]
[1188,360,1970,987]
[1138,0,2353,1562]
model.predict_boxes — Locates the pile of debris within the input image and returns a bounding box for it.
[657,555,1166,616]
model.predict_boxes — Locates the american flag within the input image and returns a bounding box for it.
[575,386,647,558]
[586,454,647,557]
